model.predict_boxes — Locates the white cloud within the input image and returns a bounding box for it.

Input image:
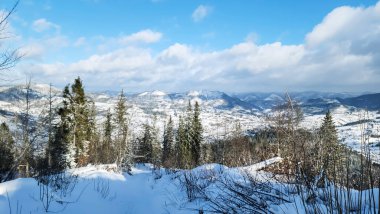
[192,5,212,22]
[17,2,380,92]
[119,29,162,44]
[20,41,305,91]
[19,35,69,60]
[19,43,45,60]
[32,18,60,32]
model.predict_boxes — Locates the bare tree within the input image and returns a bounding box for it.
[19,77,33,177]
[0,0,21,73]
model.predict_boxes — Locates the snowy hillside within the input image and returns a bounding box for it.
[0,84,379,162]
[1,160,283,213]
[1,159,378,214]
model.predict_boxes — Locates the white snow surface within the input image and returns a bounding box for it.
[151,90,166,96]
[0,164,183,213]
[1,158,379,214]
[0,158,283,214]
[239,157,283,173]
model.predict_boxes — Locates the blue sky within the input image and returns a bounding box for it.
[1,0,380,92]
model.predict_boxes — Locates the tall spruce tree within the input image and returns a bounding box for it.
[175,116,184,168]
[162,116,174,167]
[176,114,192,169]
[138,123,153,163]
[114,89,130,167]
[38,87,69,175]
[0,122,15,181]
[184,101,194,168]
[151,116,161,168]
[319,110,340,179]
[185,101,193,145]
[58,89,76,168]
[87,102,101,164]
[191,101,203,166]
[49,120,69,172]
[101,109,113,163]
[61,77,92,167]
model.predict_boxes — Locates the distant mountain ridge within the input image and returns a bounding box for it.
[0,84,379,143]
[0,85,378,115]
[338,93,380,111]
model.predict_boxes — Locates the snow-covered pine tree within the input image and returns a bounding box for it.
[114,89,131,168]
[174,116,184,168]
[162,116,174,167]
[184,101,194,168]
[319,110,340,180]
[101,109,113,164]
[87,102,101,164]
[151,115,161,168]
[49,120,70,172]
[138,123,153,163]
[191,101,203,166]
[177,110,193,169]
[61,77,92,167]
[34,83,67,175]
[0,122,15,181]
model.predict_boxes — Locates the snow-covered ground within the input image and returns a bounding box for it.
[1,158,378,213]
[0,164,184,213]
[0,160,281,214]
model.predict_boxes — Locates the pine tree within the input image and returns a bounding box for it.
[49,122,69,172]
[151,116,161,168]
[191,101,203,166]
[162,116,174,167]
[176,114,192,169]
[101,109,113,163]
[57,93,75,168]
[319,110,340,180]
[0,122,15,181]
[138,123,153,163]
[114,89,130,167]
[72,78,90,165]
[87,102,101,164]
[60,77,92,167]
[185,101,193,146]
[36,95,69,176]
[184,101,194,168]
[174,116,184,168]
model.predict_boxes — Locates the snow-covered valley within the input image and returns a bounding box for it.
[1,84,379,163]
[0,85,379,213]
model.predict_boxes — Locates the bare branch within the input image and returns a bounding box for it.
[0,0,21,72]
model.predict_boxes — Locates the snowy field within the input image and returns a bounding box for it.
[1,158,378,214]
[0,160,280,213]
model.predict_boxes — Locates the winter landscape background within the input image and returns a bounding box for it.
[0,83,379,213]
[1,0,380,213]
